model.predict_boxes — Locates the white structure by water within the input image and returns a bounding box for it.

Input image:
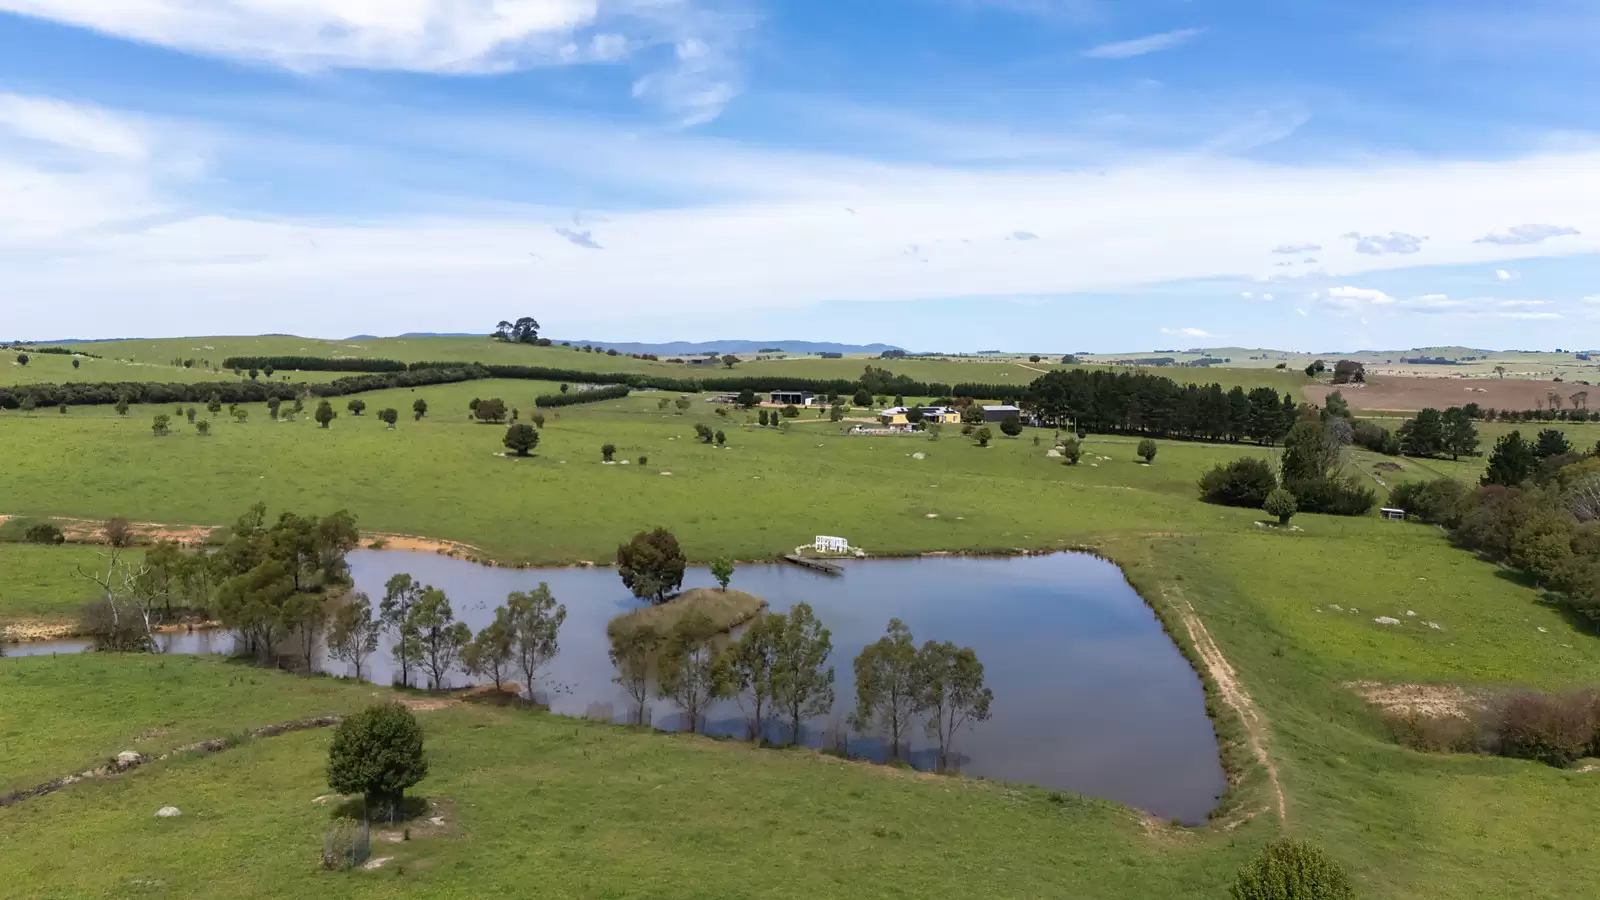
[814,535,850,554]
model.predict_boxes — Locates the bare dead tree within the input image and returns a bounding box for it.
[76,547,160,653]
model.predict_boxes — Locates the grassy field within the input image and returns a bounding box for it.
[5,343,1600,897]
[0,543,118,626]
[0,378,1294,565]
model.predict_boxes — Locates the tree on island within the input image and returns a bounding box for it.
[852,619,922,761]
[617,527,687,604]
[711,556,735,590]
[503,424,539,456]
[326,703,429,820]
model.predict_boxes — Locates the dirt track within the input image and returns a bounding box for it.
[1304,376,1586,414]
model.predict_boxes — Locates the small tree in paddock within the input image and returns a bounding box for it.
[601,443,617,462]
[609,623,662,725]
[829,405,845,422]
[853,388,872,407]
[657,611,726,732]
[326,703,429,821]
[531,412,546,428]
[185,407,197,423]
[711,556,735,590]
[114,396,130,416]
[507,584,566,699]
[102,516,134,548]
[413,398,428,420]
[721,354,739,369]
[694,423,714,444]
[195,419,211,436]
[378,408,398,429]
[759,409,770,426]
[233,408,248,424]
[1137,438,1158,463]
[675,396,692,414]
[715,429,727,445]
[973,426,992,447]
[1061,437,1082,465]
[617,527,687,604]
[206,394,222,415]
[248,367,259,380]
[468,398,481,415]
[736,389,759,408]
[559,383,570,394]
[292,396,305,415]
[263,365,275,378]
[1264,488,1298,526]
[474,398,507,424]
[1229,839,1353,900]
[152,414,171,436]
[57,403,68,415]
[851,619,923,761]
[772,602,835,746]
[267,396,281,419]
[503,424,539,456]
[999,414,1023,438]
[916,640,993,772]
[314,400,336,428]
[348,399,367,416]
[15,353,26,366]
[327,596,381,680]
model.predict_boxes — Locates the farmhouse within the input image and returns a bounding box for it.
[771,391,818,406]
[877,406,963,427]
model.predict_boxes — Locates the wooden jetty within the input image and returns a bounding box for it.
[782,554,843,575]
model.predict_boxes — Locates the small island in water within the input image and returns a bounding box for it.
[606,588,769,640]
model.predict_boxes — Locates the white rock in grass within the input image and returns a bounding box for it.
[912,452,926,460]
[155,806,181,818]
[1374,617,1401,626]
[1426,622,1443,630]
[1046,449,1062,458]
[1406,610,1417,617]
[1538,626,1549,633]
[925,513,938,519]
[1328,604,1343,612]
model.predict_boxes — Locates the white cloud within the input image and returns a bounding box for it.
[0,93,150,160]
[1402,293,1467,312]
[1496,311,1562,320]
[1476,223,1580,245]
[1494,268,1518,281]
[1296,308,1308,317]
[1322,286,1399,309]
[0,0,744,124]
[1261,293,1274,301]
[1495,299,1549,307]
[1341,231,1426,255]
[1084,28,1204,60]
[1585,295,1600,304]
[7,90,1600,339]
[1161,327,1211,338]
[1240,291,1253,298]
[553,226,603,249]
[1272,242,1320,254]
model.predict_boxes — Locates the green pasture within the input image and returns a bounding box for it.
[0,543,117,625]
[0,379,1290,565]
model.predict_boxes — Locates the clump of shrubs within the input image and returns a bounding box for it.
[1199,458,1277,508]
[1384,709,1481,754]
[23,522,65,545]
[1387,477,1468,526]
[1493,690,1600,767]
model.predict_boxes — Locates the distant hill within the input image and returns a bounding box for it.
[553,339,904,356]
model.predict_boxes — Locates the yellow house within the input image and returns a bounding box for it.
[877,406,962,427]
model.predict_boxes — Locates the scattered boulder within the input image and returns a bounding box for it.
[1045,449,1061,458]
[155,806,181,818]
[912,452,926,460]
[1374,617,1401,626]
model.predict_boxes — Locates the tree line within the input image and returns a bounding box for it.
[534,384,631,408]
[1024,369,1300,443]
[0,365,484,410]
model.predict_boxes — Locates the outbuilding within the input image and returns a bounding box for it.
[981,404,1022,423]
[771,391,817,406]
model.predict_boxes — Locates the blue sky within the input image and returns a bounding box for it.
[0,0,1596,351]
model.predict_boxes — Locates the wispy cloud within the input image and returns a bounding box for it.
[1494,268,1519,282]
[1341,231,1426,255]
[1321,286,1399,309]
[1475,223,1581,245]
[1161,326,1211,338]
[1009,230,1039,240]
[1272,242,1320,255]
[1084,28,1205,60]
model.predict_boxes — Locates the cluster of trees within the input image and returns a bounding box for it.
[492,317,541,344]
[1025,369,1299,443]
[1391,434,1599,621]
[1396,407,1479,459]
[534,384,630,408]
[692,423,727,445]
[74,518,234,651]
[1198,401,1377,518]
[352,575,568,695]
